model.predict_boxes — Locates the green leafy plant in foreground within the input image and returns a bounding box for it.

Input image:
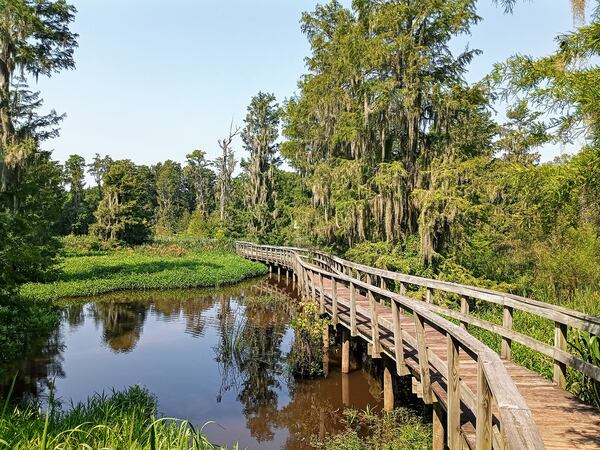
[570,331,600,409]
[0,384,233,450]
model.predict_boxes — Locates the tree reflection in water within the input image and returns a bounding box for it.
[215,283,291,443]
[0,279,387,450]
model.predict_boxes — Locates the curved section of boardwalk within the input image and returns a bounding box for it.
[236,242,600,450]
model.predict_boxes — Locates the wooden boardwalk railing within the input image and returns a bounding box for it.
[236,241,600,450]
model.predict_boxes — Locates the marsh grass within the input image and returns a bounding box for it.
[0,384,234,450]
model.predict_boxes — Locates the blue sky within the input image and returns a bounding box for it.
[35,0,586,169]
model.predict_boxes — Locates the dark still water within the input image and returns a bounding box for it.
[2,278,385,449]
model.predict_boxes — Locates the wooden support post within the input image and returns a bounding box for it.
[319,273,325,314]
[342,373,350,406]
[322,324,330,351]
[399,282,406,295]
[501,305,513,360]
[383,365,394,412]
[460,296,469,330]
[433,398,446,450]
[379,276,386,305]
[447,334,461,450]
[341,330,350,374]
[277,265,281,282]
[311,271,317,303]
[553,322,568,388]
[426,287,432,303]
[392,300,409,375]
[350,282,357,337]
[476,359,492,450]
[285,269,289,284]
[332,277,338,325]
[414,313,432,404]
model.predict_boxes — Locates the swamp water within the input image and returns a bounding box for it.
[0,277,398,449]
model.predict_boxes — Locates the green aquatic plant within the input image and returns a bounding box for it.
[20,251,266,302]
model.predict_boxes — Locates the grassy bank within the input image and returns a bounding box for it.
[21,247,266,302]
[0,385,230,450]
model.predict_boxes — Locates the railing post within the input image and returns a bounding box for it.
[392,299,408,375]
[553,322,567,388]
[414,312,432,403]
[501,304,513,360]
[460,296,469,330]
[319,273,325,314]
[426,287,432,303]
[332,276,338,325]
[476,359,492,450]
[447,334,461,450]
[367,275,381,358]
[350,281,357,337]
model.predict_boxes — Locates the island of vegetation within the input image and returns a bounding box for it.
[1,0,599,448]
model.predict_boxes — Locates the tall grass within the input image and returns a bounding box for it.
[0,384,234,450]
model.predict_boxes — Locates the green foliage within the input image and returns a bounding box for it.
[0,295,59,363]
[0,385,230,449]
[312,408,432,450]
[20,248,267,302]
[345,237,431,278]
[0,151,64,292]
[570,330,600,409]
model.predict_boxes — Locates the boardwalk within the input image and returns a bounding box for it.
[237,241,600,450]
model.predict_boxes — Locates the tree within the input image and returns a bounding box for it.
[0,0,77,192]
[184,149,214,216]
[215,122,240,222]
[493,6,600,145]
[91,160,154,245]
[60,154,90,234]
[88,153,113,188]
[0,1,77,296]
[242,92,280,240]
[64,155,85,202]
[497,101,550,165]
[155,160,184,234]
[283,0,482,252]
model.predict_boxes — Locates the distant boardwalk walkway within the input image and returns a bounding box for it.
[236,241,600,450]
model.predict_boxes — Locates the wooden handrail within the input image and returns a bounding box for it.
[240,241,600,388]
[235,241,546,450]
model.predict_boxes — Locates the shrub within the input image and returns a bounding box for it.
[288,300,329,377]
[312,408,431,450]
